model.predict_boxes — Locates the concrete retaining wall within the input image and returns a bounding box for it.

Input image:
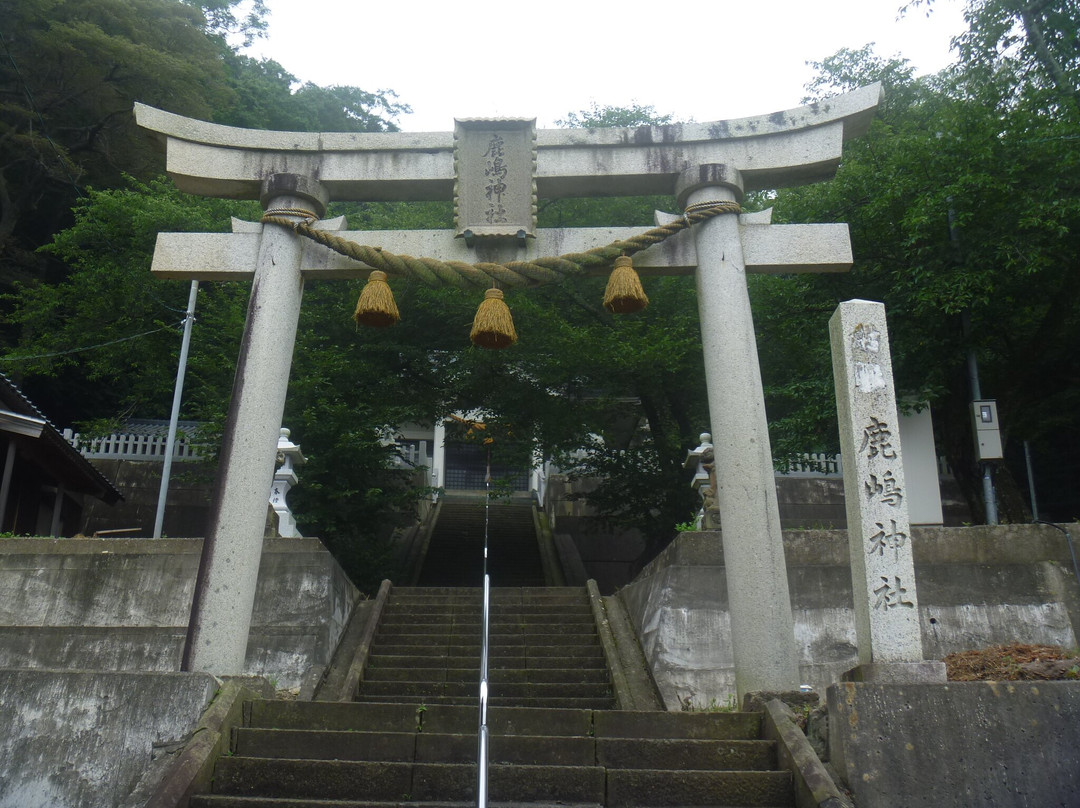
[619,523,1080,709]
[0,670,218,808]
[0,536,359,689]
[827,681,1080,808]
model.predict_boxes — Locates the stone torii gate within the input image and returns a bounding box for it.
[137,83,882,699]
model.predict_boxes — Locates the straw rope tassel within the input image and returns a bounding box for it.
[470,288,517,349]
[603,255,649,314]
[353,270,400,328]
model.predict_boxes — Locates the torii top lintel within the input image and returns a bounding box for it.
[134,84,882,203]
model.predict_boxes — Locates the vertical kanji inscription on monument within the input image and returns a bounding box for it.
[830,299,924,664]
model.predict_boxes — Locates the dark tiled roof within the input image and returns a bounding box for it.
[0,373,123,503]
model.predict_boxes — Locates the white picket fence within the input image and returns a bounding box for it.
[780,452,843,476]
[63,429,202,461]
[778,452,952,478]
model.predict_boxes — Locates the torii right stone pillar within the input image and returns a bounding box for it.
[677,165,801,699]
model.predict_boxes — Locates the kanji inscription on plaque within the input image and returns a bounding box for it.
[454,118,537,240]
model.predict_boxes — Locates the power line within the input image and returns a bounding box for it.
[0,322,184,363]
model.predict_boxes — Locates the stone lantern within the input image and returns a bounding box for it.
[269,427,306,538]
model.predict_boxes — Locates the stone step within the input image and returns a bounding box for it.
[353,695,616,709]
[390,586,587,598]
[247,703,762,742]
[371,633,603,647]
[233,728,775,771]
[210,758,608,803]
[378,610,595,622]
[367,643,605,659]
[191,799,601,808]
[385,593,590,604]
[204,761,790,806]
[248,702,599,736]
[597,737,776,770]
[363,667,609,684]
[605,768,792,807]
[357,681,613,700]
[594,710,762,740]
[376,622,599,636]
[367,654,607,670]
[234,729,597,766]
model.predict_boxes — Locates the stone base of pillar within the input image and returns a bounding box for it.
[841,661,947,684]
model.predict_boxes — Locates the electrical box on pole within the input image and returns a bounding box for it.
[971,400,1003,461]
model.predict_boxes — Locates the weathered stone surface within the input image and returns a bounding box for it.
[619,525,1080,709]
[606,768,792,807]
[828,681,1080,808]
[830,299,923,664]
[840,661,946,683]
[454,118,536,238]
[152,220,855,280]
[134,84,881,200]
[680,166,800,699]
[763,699,848,808]
[0,537,357,688]
[0,670,217,808]
[186,181,319,677]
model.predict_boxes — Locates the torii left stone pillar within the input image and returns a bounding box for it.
[137,85,881,691]
[181,174,326,673]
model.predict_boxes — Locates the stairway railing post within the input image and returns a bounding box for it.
[477,450,491,808]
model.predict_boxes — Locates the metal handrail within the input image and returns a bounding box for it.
[476,458,491,808]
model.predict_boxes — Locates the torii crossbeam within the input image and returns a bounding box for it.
[137,84,882,700]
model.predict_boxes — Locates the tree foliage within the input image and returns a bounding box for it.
[4,0,1079,601]
[0,0,405,299]
[765,22,1080,519]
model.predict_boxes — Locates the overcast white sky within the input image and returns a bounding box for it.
[247,0,967,132]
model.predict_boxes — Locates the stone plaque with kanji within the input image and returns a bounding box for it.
[454,118,536,240]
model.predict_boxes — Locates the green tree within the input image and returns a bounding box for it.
[3,177,256,424]
[0,0,236,288]
[764,33,1080,521]
[0,0,405,300]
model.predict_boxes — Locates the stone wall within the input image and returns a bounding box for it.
[0,536,358,689]
[543,472,974,594]
[0,670,218,808]
[619,523,1080,709]
[827,681,1080,808]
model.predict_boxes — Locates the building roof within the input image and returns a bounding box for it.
[0,373,123,504]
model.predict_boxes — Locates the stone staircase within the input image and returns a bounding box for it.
[357,587,614,709]
[186,584,800,807]
[416,502,544,587]
[190,701,792,806]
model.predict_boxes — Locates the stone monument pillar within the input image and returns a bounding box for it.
[182,174,327,675]
[829,299,945,682]
[676,165,801,698]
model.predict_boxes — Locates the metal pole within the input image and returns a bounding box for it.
[960,308,998,525]
[154,280,199,539]
[476,447,491,808]
[1023,440,1040,521]
[954,205,998,526]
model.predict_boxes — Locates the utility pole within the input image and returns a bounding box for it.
[949,202,998,525]
[153,280,198,539]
